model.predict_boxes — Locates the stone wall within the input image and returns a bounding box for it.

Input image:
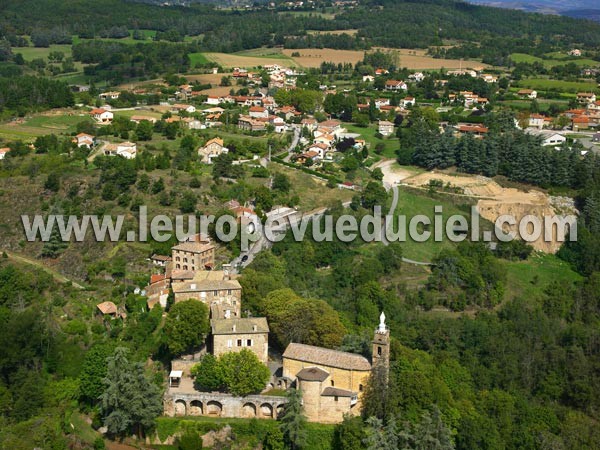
[164,391,287,420]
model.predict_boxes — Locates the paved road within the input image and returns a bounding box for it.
[283,127,301,163]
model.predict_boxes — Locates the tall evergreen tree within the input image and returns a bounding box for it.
[99,347,162,438]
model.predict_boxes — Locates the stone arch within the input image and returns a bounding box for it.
[189,400,203,416]
[276,404,285,418]
[174,399,187,416]
[206,400,223,416]
[260,403,273,418]
[241,402,257,418]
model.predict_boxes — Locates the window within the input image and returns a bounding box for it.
[237,339,242,347]
[176,264,180,269]
[331,380,335,387]
[377,346,382,356]
[214,290,218,296]
[227,339,232,348]
[359,384,364,392]
[247,339,252,346]
[227,289,232,295]
[334,396,338,402]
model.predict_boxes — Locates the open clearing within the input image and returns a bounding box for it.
[0,110,90,141]
[399,170,573,253]
[307,29,359,36]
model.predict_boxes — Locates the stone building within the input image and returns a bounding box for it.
[210,317,269,363]
[281,313,390,423]
[171,234,215,272]
[171,270,242,319]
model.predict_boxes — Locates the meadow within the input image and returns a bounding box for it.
[510,52,600,68]
[515,78,598,93]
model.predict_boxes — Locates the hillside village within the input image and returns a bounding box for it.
[3,0,600,448]
[137,232,390,426]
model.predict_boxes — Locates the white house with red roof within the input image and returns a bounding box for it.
[384,80,407,91]
[90,108,113,124]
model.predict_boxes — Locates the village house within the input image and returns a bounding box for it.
[568,49,582,56]
[457,124,489,137]
[238,115,267,132]
[198,137,229,164]
[104,141,137,159]
[374,68,389,76]
[301,118,318,132]
[374,98,390,109]
[90,108,113,124]
[518,89,538,99]
[99,91,120,100]
[96,301,118,317]
[384,80,407,91]
[72,133,95,148]
[210,317,269,364]
[171,270,242,319]
[172,104,197,114]
[588,101,600,113]
[171,234,215,272]
[0,147,9,160]
[577,92,597,104]
[400,96,416,108]
[408,72,425,82]
[362,75,375,83]
[150,254,171,267]
[130,115,158,124]
[378,120,395,137]
[480,74,498,83]
[230,205,260,234]
[572,116,590,131]
[249,106,269,119]
[528,113,546,130]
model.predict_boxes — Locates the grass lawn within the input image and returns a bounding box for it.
[0,113,91,141]
[502,252,582,302]
[344,123,399,158]
[515,78,598,93]
[510,53,600,68]
[113,109,163,120]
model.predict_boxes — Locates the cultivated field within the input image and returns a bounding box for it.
[202,52,298,69]
[283,48,487,69]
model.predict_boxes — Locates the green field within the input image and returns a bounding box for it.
[188,52,210,66]
[388,187,483,262]
[503,252,582,301]
[510,52,600,68]
[234,48,293,60]
[345,123,399,158]
[515,78,598,93]
[499,99,569,111]
[13,44,74,62]
[0,113,90,141]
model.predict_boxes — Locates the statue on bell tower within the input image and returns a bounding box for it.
[372,311,390,369]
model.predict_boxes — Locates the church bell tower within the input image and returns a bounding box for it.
[372,311,390,368]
